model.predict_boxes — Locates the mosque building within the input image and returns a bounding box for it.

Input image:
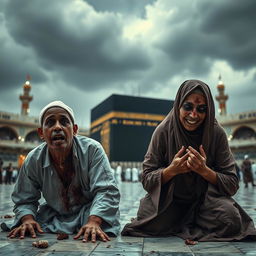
[215,76,256,162]
[0,76,40,168]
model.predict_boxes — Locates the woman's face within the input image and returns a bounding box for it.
[179,93,207,131]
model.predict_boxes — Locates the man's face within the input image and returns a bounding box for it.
[38,107,78,154]
[179,93,207,131]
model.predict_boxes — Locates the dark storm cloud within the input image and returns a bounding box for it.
[158,0,256,76]
[4,0,151,91]
[85,0,156,17]
[0,0,255,126]
[0,49,46,93]
[199,0,256,70]
[0,15,46,92]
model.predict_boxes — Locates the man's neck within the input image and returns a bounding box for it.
[50,150,72,171]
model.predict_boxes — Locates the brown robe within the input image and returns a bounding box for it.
[122,80,256,241]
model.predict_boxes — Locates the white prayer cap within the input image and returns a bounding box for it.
[39,100,75,126]
[244,154,249,160]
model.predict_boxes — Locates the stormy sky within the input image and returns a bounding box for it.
[0,0,255,128]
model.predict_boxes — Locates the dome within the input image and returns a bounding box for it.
[217,83,224,89]
[23,80,31,89]
[217,75,225,89]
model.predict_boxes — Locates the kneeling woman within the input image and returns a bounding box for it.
[122,80,256,241]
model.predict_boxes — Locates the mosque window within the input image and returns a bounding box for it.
[1,114,10,120]
[25,131,42,143]
[0,127,17,140]
[233,127,256,140]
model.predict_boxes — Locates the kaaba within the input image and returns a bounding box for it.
[90,94,173,162]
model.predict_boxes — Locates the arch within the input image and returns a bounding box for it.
[0,126,18,140]
[25,130,41,143]
[233,126,256,140]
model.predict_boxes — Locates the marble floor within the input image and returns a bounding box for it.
[1,181,256,256]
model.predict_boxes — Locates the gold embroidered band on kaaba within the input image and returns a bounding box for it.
[90,111,166,129]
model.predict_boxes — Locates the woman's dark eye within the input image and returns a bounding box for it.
[182,102,193,111]
[197,105,207,113]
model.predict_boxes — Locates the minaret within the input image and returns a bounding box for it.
[215,75,228,116]
[19,75,33,115]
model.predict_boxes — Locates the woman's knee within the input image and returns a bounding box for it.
[217,202,242,234]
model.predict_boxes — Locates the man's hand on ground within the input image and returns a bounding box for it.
[73,215,110,243]
[8,214,43,239]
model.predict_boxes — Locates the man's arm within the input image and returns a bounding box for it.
[74,142,120,242]
[9,160,42,238]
